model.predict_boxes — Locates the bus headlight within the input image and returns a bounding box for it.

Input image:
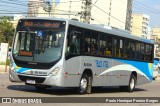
[50,67,61,76]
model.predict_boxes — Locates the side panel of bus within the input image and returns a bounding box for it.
[62,22,153,87]
[63,57,81,87]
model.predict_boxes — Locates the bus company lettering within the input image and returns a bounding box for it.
[95,60,109,68]
[84,63,92,67]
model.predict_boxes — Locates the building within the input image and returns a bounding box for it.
[28,0,54,17]
[10,15,25,28]
[130,13,150,39]
[148,27,151,40]
[52,0,82,20]
[91,0,133,30]
[151,27,160,56]
[53,0,133,30]
[152,27,160,36]
[28,0,45,17]
[13,15,24,21]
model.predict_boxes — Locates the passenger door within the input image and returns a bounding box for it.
[64,25,82,87]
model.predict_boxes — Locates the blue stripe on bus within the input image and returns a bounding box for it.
[16,68,31,73]
[12,63,31,73]
[115,59,153,80]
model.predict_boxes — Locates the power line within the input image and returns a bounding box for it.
[50,0,82,3]
[134,0,160,13]
[0,4,27,11]
[8,0,28,2]
[92,3,126,24]
[0,12,77,15]
[0,0,28,7]
[133,3,160,14]
[53,9,79,14]
[0,0,158,34]
[90,0,99,9]
[87,0,159,34]
[91,16,104,25]
[0,10,27,14]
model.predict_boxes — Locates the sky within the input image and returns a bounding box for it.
[0,0,160,27]
[132,0,160,27]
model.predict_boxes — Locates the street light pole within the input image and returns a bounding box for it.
[81,0,92,23]
[43,1,52,17]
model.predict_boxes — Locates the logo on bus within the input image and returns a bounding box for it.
[95,60,109,68]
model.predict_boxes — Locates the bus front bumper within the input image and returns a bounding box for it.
[9,69,62,86]
[9,69,21,82]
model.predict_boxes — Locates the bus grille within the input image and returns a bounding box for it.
[15,63,52,69]
[18,75,46,83]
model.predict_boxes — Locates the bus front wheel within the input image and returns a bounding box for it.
[78,74,92,94]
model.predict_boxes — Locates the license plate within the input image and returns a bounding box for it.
[26,79,36,84]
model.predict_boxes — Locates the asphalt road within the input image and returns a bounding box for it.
[0,73,160,106]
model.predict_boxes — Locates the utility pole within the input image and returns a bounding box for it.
[125,0,133,31]
[43,1,52,17]
[81,0,92,23]
[108,0,112,26]
[69,1,72,19]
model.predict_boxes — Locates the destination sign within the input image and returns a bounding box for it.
[19,50,33,56]
[18,19,65,28]
[24,21,60,28]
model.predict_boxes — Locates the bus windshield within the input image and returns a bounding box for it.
[13,20,66,64]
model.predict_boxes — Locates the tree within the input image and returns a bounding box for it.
[0,17,15,46]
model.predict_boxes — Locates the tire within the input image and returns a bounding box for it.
[119,74,136,92]
[78,74,92,94]
[127,74,136,92]
[35,86,47,91]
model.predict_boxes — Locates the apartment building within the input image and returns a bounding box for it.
[28,0,44,17]
[53,0,133,30]
[152,27,160,56]
[130,13,150,39]
[151,27,160,42]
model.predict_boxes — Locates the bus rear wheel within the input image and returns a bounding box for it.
[127,74,136,92]
[120,74,136,92]
[78,74,92,94]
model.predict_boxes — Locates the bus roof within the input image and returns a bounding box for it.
[18,17,154,44]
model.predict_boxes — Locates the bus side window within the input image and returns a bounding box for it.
[99,34,112,57]
[141,43,145,60]
[149,45,153,61]
[131,42,136,59]
[90,42,97,54]
[84,40,90,53]
[105,42,112,56]
[100,43,105,55]
[114,38,122,58]
[68,32,80,54]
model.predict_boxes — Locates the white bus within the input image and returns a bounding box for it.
[9,17,154,94]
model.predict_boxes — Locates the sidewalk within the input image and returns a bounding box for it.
[155,76,160,80]
[0,65,9,73]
